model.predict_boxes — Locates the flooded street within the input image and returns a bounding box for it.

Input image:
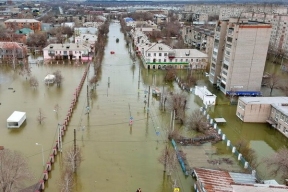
[1,21,288,192]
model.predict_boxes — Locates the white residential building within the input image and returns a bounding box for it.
[43,43,91,61]
[75,34,97,52]
[138,42,208,70]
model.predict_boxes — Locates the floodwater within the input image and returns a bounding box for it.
[0,21,287,192]
[0,23,193,192]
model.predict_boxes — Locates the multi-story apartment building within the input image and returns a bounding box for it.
[242,12,288,57]
[182,25,215,50]
[4,19,41,31]
[184,4,287,17]
[219,4,287,20]
[209,18,272,95]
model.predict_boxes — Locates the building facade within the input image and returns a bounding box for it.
[269,103,288,137]
[43,43,91,61]
[138,42,208,70]
[4,19,41,31]
[0,42,27,60]
[209,18,272,95]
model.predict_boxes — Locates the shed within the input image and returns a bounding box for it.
[7,111,26,128]
[44,74,55,85]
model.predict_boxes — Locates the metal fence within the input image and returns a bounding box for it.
[200,106,261,181]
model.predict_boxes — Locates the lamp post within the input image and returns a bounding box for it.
[35,143,44,167]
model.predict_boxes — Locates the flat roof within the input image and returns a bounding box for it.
[239,97,288,105]
[5,19,40,22]
[231,184,288,192]
[7,111,26,122]
[214,118,226,123]
[174,49,208,58]
[271,103,288,116]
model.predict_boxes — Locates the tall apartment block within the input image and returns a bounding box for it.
[209,18,272,95]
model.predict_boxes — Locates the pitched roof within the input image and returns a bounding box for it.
[146,43,173,52]
[0,42,23,49]
[43,43,89,51]
[194,168,234,192]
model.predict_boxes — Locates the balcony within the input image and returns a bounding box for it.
[224,59,229,65]
[213,48,218,53]
[227,28,234,36]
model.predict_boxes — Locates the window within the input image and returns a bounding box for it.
[164,59,166,62]
[281,114,284,121]
[191,59,193,62]
[148,53,151,56]
[180,59,183,62]
[238,102,245,110]
[223,64,228,70]
[186,59,188,62]
[196,59,198,62]
[154,53,156,56]
[164,53,167,56]
[158,59,161,62]
[175,59,177,62]
[159,53,162,56]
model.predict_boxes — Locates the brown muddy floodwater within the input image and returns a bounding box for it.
[0,23,195,192]
[1,22,287,192]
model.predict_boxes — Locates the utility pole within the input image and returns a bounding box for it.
[87,85,89,108]
[172,110,175,131]
[164,145,168,172]
[138,66,140,90]
[147,86,150,114]
[74,129,76,173]
[58,124,62,152]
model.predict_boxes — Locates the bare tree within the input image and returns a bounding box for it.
[164,67,176,82]
[168,92,187,124]
[262,72,282,96]
[279,82,288,96]
[89,75,98,89]
[158,147,177,175]
[26,32,48,49]
[187,109,208,133]
[235,139,259,168]
[63,145,83,173]
[0,149,33,192]
[37,108,46,124]
[58,168,74,192]
[264,148,288,181]
[29,76,39,89]
[53,70,64,87]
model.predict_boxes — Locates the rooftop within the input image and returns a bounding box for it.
[4,19,40,23]
[239,97,288,105]
[174,49,208,58]
[194,168,258,192]
[43,43,89,51]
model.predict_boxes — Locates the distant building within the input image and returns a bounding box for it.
[0,42,27,60]
[123,17,135,27]
[43,43,91,61]
[4,19,41,31]
[153,14,167,25]
[209,18,272,95]
[75,34,97,52]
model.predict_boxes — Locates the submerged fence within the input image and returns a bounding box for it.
[172,106,261,181]
[34,64,90,192]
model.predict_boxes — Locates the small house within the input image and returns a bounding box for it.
[44,74,55,85]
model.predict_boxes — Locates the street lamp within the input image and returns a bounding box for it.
[35,143,44,167]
